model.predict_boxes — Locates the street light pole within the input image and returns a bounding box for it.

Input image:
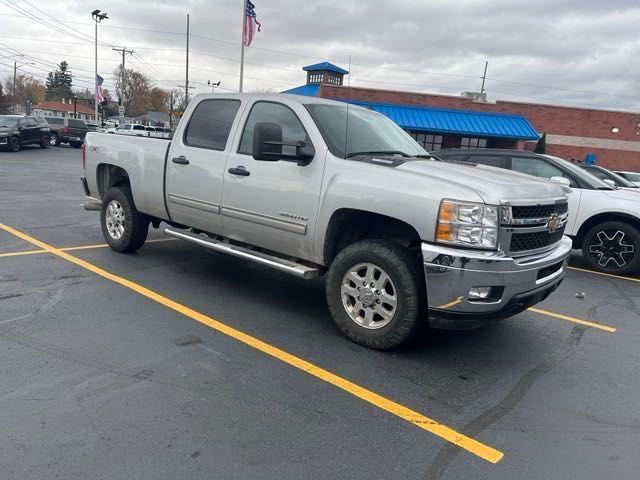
[91,10,108,123]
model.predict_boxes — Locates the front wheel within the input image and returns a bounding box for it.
[325,240,424,349]
[582,221,640,275]
[8,136,20,152]
[100,186,149,253]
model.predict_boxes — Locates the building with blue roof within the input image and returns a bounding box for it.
[283,62,539,151]
[281,62,640,170]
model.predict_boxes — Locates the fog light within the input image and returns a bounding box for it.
[468,286,492,300]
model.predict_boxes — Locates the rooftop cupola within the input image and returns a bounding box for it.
[302,61,349,86]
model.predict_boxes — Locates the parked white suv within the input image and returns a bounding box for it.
[437,149,640,275]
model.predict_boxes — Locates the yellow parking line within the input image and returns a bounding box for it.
[0,222,503,464]
[527,307,616,333]
[0,238,175,258]
[567,266,640,284]
[0,249,45,258]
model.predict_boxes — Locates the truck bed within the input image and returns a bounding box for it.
[84,132,171,220]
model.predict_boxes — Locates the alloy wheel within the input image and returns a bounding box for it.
[588,229,635,269]
[105,200,126,240]
[340,262,398,329]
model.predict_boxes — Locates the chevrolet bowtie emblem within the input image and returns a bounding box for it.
[547,214,561,233]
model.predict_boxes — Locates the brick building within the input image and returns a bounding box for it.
[284,63,640,171]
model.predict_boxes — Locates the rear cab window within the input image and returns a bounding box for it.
[184,99,241,150]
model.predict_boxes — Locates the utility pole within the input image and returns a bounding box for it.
[91,10,109,123]
[112,46,134,106]
[13,62,16,114]
[480,60,488,94]
[185,14,190,104]
[207,80,221,93]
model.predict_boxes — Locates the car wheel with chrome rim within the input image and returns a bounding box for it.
[100,186,149,253]
[326,239,424,349]
[582,221,640,275]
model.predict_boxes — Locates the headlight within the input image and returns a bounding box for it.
[436,200,499,249]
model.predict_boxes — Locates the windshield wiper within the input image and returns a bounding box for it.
[346,150,411,158]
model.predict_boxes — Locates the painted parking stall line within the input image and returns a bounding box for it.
[0,222,504,464]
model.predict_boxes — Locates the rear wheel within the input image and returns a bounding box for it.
[582,221,640,275]
[100,186,149,253]
[40,134,50,148]
[325,240,424,349]
[70,141,82,148]
[8,136,20,152]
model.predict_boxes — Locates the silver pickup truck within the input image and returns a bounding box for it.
[82,93,572,349]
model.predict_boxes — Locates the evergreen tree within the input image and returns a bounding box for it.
[45,72,56,100]
[534,133,547,154]
[45,61,74,101]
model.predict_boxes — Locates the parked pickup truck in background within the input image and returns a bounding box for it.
[82,94,571,349]
[437,149,640,275]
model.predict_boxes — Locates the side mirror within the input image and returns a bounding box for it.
[549,176,571,187]
[252,122,315,166]
[602,178,616,188]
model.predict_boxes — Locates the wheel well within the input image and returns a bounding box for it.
[96,164,131,199]
[574,213,640,247]
[324,209,422,265]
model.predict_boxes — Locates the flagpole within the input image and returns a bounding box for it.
[239,0,247,92]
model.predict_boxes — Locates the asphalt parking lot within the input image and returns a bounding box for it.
[1,146,639,479]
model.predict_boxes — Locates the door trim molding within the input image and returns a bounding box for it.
[168,193,220,214]
[221,205,307,235]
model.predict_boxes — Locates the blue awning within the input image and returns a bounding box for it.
[355,102,539,140]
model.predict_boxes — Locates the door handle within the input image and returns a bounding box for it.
[228,166,250,176]
[172,156,189,165]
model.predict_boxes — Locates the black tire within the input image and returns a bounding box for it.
[70,141,82,148]
[49,133,60,146]
[40,134,50,148]
[581,221,640,275]
[100,186,149,253]
[325,239,424,349]
[8,136,20,152]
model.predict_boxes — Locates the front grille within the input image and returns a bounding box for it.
[511,202,568,220]
[510,227,565,252]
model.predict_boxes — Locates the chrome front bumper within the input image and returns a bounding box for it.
[422,236,572,329]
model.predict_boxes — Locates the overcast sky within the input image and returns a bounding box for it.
[1,0,639,111]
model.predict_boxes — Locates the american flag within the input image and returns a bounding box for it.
[244,0,261,46]
[96,74,105,103]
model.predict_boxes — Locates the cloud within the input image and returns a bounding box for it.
[0,0,638,110]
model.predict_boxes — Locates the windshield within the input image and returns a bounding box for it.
[305,103,429,159]
[543,155,613,189]
[580,165,637,188]
[0,116,19,128]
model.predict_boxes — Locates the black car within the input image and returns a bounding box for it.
[45,117,89,148]
[577,164,638,189]
[0,115,51,152]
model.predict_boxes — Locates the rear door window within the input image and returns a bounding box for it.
[69,119,86,129]
[184,99,241,150]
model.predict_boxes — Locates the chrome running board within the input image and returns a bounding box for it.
[164,227,320,279]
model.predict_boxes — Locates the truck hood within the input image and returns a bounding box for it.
[397,160,566,204]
